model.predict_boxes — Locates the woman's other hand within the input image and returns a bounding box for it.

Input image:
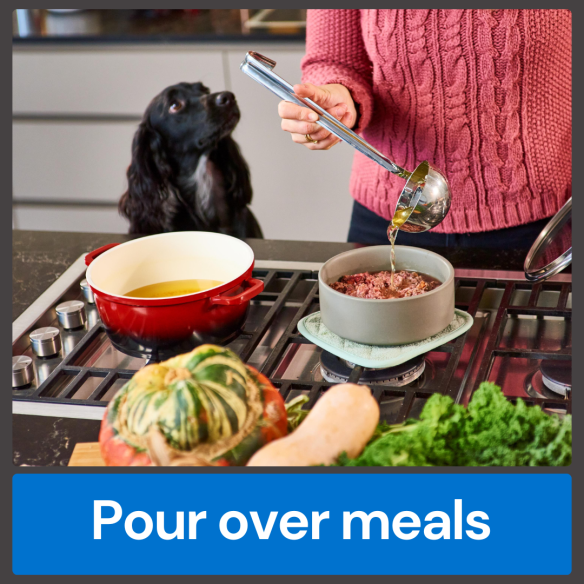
[278,83,357,150]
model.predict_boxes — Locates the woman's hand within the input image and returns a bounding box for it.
[278,83,357,150]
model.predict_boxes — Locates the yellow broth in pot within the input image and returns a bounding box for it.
[124,279,223,299]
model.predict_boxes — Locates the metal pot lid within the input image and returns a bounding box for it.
[524,197,571,282]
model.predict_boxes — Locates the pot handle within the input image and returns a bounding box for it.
[85,243,120,266]
[210,278,264,306]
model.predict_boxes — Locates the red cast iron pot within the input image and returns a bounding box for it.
[84,232,263,357]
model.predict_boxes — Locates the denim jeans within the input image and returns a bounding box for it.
[347,200,549,250]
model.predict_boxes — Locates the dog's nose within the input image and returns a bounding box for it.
[215,91,235,107]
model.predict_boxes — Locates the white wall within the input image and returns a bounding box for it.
[13,43,355,240]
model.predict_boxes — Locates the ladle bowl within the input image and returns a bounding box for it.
[240,51,452,232]
[393,161,451,233]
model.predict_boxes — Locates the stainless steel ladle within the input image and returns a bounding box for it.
[240,51,452,233]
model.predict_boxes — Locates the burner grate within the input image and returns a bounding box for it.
[13,266,572,423]
[474,280,571,415]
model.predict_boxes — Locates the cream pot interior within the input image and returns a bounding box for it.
[86,232,255,298]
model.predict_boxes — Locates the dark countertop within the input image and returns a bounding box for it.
[13,416,102,468]
[12,229,532,467]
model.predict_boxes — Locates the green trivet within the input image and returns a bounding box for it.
[297,309,474,369]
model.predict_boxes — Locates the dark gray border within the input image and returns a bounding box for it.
[6,4,581,582]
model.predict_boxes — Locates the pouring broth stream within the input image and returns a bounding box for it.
[387,207,413,288]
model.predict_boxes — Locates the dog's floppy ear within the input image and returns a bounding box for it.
[205,136,262,238]
[213,136,253,207]
[119,120,177,234]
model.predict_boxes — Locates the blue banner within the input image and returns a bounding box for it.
[13,473,571,575]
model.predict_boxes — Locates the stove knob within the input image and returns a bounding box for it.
[56,300,87,329]
[12,355,34,388]
[29,326,62,358]
[80,279,95,304]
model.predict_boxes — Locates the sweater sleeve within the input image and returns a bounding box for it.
[301,9,374,134]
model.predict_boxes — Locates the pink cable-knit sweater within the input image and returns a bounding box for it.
[301,9,572,233]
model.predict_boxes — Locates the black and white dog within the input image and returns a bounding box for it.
[119,82,263,238]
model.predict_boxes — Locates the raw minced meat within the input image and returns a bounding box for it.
[329,270,441,299]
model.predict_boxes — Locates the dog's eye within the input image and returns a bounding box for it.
[169,101,183,114]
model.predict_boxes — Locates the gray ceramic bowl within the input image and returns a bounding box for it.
[318,245,455,346]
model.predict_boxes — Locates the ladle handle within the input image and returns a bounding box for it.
[240,51,408,178]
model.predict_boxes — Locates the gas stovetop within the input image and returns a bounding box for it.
[12,256,572,422]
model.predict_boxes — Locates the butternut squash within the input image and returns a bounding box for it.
[247,383,379,466]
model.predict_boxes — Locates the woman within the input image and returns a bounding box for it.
[278,9,571,248]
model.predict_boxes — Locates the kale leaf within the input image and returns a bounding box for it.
[337,382,571,467]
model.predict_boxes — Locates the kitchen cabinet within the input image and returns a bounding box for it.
[12,204,129,233]
[13,43,355,241]
[13,48,226,115]
[13,121,136,203]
